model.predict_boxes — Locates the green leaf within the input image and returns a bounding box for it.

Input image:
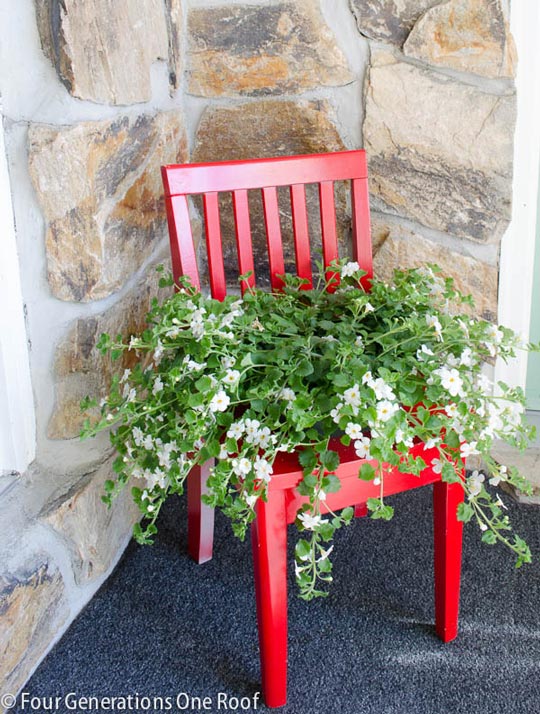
[359,463,376,481]
[322,473,341,494]
[457,502,474,523]
[320,450,340,472]
[481,530,497,545]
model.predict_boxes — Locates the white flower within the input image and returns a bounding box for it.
[364,302,375,313]
[254,426,273,449]
[298,512,323,531]
[157,441,177,469]
[194,438,204,450]
[209,390,230,413]
[317,545,334,562]
[426,314,443,340]
[342,261,361,277]
[152,377,164,395]
[218,445,228,460]
[445,403,458,418]
[280,388,296,402]
[222,356,236,370]
[460,441,479,459]
[373,477,381,486]
[154,339,164,361]
[459,348,474,367]
[362,371,373,385]
[346,423,364,439]
[437,367,463,398]
[330,402,343,424]
[395,429,414,448]
[468,470,485,497]
[431,458,444,474]
[355,335,364,348]
[376,400,399,422]
[232,457,252,476]
[343,384,362,409]
[183,355,206,372]
[245,493,258,509]
[254,456,273,483]
[132,427,144,446]
[370,378,395,401]
[244,418,261,443]
[120,368,131,383]
[354,435,371,459]
[489,465,507,487]
[485,324,504,345]
[223,369,240,386]
[476,374,493,393]
[416,344,434,362]
[227,421,244,439]
[142,434,153,450]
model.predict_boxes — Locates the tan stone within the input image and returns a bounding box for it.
[48,263,172,440]
[372,217,498,321]
[29,111,188,302]
[35,0,180,104]
[187,0,352,97]
[0,562,68,698]
[349,0,436,46]
[40,459,140,584]
[364,50,515,244]
[404,0,515,78]
[192,100,350,286]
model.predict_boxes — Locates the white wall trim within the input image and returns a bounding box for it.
[495,1,540,391]
[0,106,36,473]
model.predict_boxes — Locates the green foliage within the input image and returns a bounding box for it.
[80,260,539,599]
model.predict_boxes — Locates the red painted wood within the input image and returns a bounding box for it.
[163,150,368,196]
[164,193,200,290]
[251,489,288,708]
[354,503,368,518]
[232,189,256,293]
[290,183,312,288]
[319,181,339,289]
[433,478,464,643]
[351,177,373,290]
[187,461,215,564]
[203,192,227,301]
[262,186,285,290]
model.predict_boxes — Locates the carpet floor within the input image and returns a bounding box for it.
[12,486,540,714]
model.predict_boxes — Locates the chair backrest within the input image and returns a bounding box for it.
[161,150,372,299]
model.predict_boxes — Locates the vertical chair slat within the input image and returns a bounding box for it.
[203,192,227,301]
[232,189,256,293]
[165,194,200,290]
[351,178,373,290]
[290,183,312,289]
[319,181,339,289]
[262,186,285,290]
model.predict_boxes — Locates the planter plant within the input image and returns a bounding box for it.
[81,260,537,600]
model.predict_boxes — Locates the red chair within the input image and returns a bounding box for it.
[161,151,464,708]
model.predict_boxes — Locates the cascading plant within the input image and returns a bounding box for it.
[81,260,538,600]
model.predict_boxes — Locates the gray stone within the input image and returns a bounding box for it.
[48,263,172,440]
[363,50,515,244]
[0,562,68,700]
[192,100,350,286]
[187,0,352,97]
[404,0,515,78]
[371,215,498,320]
[349,0,436,46]
[28,111,188,302]
[35,0,179,104]
[40,459,140,584]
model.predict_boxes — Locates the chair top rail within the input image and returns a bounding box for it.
[162,150,367,197]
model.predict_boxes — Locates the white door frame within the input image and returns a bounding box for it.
[0,103,36,473]
[496,1,540,391]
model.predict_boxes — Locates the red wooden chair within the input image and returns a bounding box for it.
[161,150,464,708]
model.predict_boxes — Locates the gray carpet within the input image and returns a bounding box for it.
[11,486,540,714]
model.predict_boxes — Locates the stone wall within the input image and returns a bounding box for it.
[0,0,515,701]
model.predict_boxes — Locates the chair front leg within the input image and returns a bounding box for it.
[187,460,215,564]
[251,490,288,708]
[433,478,465,643]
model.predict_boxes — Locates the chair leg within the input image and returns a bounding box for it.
[251,490,288,708]
[187,460,215,564]
[433,479,464,643]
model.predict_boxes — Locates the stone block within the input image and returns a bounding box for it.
[187,0,352,97]
[28,111,187,302]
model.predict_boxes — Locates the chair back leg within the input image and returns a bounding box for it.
[251,490,288,708]
[187,460,215,564]
[433,479,465,642]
